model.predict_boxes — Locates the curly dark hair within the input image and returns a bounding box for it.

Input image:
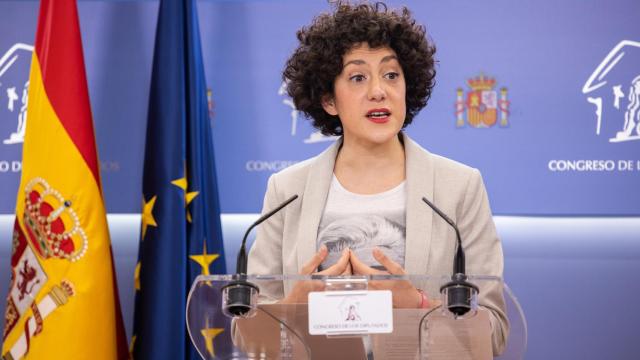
[283,1,436,136]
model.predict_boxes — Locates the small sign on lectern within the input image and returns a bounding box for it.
[308,290,393,335]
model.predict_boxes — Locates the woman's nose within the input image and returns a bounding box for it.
[368,78,386,101]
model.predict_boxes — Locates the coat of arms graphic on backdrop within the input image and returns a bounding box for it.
[455,74,510,128]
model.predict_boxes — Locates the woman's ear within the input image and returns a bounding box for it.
[321,95,338,116]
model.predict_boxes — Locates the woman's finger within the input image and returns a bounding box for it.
[300,245,328,275]
[320,248,351,275]
[373,247,406,275]
[334,247,351,268]
[348,250,369,274]
[340,260,353,276]
[350,250,383,275]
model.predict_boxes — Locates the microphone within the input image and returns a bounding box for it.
[422,197,479,317]
[221,194,299,318]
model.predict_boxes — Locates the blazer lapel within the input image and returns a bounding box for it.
[296,139,341,272]
[403,133,434,274]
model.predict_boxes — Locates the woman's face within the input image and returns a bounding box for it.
[322,43,406,147]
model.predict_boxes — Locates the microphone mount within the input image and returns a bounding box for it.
[422,197,478,317]
[221,194,299,318]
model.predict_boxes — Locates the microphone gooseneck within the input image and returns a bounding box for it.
[422,197,478,317]
[221,194,299,318]
[236,194,299,274]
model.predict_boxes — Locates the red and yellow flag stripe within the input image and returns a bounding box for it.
[2,1,127,359]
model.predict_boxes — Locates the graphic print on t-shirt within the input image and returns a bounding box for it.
[317,176,406,271]
[318,213,406,270]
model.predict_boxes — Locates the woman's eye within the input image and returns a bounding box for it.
[385,72,400,80]
[349,74,366,82]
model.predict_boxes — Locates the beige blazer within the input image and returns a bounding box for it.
[248,133,508,354]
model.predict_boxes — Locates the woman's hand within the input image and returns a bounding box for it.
[279,246,352,304]
[301,245,352,276]
[350,247,437,309]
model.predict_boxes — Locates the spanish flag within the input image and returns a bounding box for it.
[1,1,128,359]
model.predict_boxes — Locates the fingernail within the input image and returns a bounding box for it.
[320,245,327,253]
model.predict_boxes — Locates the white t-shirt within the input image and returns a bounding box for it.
[317,175,406,270]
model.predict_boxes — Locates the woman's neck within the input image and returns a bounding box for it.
[334,133,406,194]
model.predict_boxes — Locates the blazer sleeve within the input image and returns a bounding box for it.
[457,168,509,355]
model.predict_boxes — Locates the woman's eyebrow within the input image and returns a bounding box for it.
[343,59,366,68]
[343,55,398,69]
[380,55,398,64]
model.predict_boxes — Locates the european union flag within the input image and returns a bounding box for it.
[132,0,228,358]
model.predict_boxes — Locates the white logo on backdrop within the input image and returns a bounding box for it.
[279,81,338,144]
[0,43,33,145]
[582,40,640,143]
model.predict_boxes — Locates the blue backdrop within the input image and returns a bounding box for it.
[0,0,639,215]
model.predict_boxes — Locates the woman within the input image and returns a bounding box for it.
[247,2,508,354]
